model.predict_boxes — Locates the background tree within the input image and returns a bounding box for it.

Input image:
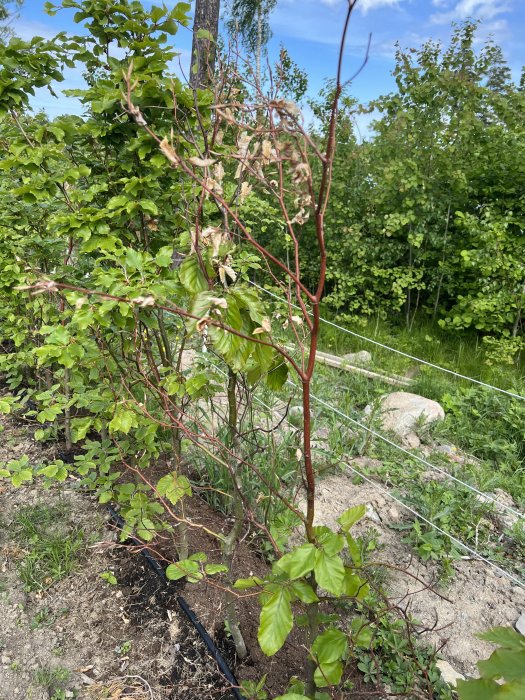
[0,0,22,43]
[227,0,276,87]
[190,0,221,88]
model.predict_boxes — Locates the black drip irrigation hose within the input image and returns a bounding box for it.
[107,507,245,700]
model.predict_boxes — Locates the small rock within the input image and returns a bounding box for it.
[365,504,381,524]
[343,350,372,366]
[1,654,11,665]
[388,506,400,521]
[436,660,465,687]
[515,612,525,636]
[436,444,457,455]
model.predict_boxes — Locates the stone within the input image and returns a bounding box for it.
[365,504,381,524]
[436,659,465,687]
[343,350,372,365]
[436,444,456,455]
[515,611,525,636]
[370,392,445,446]
[388,506,401,521]
[476,489,521,530]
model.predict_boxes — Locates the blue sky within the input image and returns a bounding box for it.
[11,0,525,129]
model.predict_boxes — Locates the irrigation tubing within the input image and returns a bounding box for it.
[107,507,245,700]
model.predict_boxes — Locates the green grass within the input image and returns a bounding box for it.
[317,311,525,391]
[303,327,525,580]
[10,504,84,592]
[32,665,71,697]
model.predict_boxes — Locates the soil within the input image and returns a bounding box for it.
[0,413,308,700]
[308,467,525,678]
[1,407,524,700]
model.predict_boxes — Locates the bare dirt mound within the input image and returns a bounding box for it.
[309,469,525,677]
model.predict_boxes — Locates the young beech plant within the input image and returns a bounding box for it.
[236,504,370,697]
[0,0,374,695]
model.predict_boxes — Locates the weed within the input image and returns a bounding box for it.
[354,609,453,699]
[32,665,71,696]
[115,640,132,655]
[11,504,84,591]
[30,607,54,630]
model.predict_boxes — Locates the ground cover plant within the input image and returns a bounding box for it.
[1,0,525,698]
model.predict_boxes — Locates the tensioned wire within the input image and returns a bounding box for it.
[162,303,524,522]
[196,353,525,588]
[249,281,525,403]
[250,383,525,590]
[288,382,525,524]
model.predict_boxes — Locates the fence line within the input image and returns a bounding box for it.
[298,384,525,523]
[250,388,525,590]
[162,316,525,588]
[250,281,525,402]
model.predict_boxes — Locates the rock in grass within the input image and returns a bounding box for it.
[368,391,445,448]
[342,350,372,365]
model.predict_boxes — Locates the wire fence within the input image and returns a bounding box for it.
[200,353,525,588]
[252,385,525,589]
[163,288,525,588]
[250,281,525,402]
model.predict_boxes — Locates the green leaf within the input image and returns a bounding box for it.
[478,649,525,681]
[342,569,369,600]
[314,661,343,688]
[12,469,33,487]
[456,679,504,700]
[125,248,143,271]
[166,558,203,583]
[71,417,93,442]
[346,534,362,567]
[204,564,228,575]
[0,399,12,414]
[109,408,136,435]
[138,199,158,215]
[234,576,263,590]
[338,505,366,532]
[258,588,293,656]
[312,629,348,664]
[351,617,374,649]
[136,518,156,542]
[180,256,208,293]
[290,580,319,604]
[274,696,311,700]
[314,527,345,556]
[155,246,173,267]
[478,627,525,650]
[100,571,118,585]
[266,360,288,390]
[156,473,192,505]
[274,543,316,580]
[314,550,345,595]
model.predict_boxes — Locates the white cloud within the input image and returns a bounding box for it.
[431,0,512,24]
[358,0,404,12]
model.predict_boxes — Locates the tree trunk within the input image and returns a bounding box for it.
[190,0,221,89]
[256,3,262,89]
